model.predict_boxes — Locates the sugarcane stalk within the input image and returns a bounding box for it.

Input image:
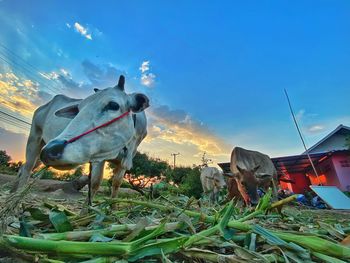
[181,249,279,263]
[274,232,350,259]
[79,257,120,263]
[114,198,350,260]
[3,223,168,257]
[312,251,348,263]
[269,194,298,210]
[36,222,180,241]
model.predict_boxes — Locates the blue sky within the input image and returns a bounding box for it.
[0,0,349,166]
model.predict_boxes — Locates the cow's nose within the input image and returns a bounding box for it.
[40,140,67,164]
[250,199,259,206]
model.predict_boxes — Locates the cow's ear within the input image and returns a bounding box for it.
[55,104,79,119]
[236,165,244,174]
[129,93,150,113]
[115,75,125,91]
[94,88,100,93]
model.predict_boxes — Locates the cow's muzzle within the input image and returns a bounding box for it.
[40,140,67,165]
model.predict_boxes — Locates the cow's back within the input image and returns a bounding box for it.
[230,147,276,177]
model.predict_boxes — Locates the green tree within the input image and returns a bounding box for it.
[129,152,170,178]
[167,167,192,184]
[0,150,11,166]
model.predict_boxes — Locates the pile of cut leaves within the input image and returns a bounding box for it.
[0,184,350,262]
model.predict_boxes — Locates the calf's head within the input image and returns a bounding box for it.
[40,75,149,169]
[213,172,226,191]
[234,165,260,205]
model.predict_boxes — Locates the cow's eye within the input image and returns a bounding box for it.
[103,101,120,112]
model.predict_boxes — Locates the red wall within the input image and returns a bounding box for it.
[279,172,311,194]
[285,172,311,194]
[278,152,350,193]
[307,156,341,188]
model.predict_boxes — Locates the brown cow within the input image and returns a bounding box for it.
[229,147,277,205]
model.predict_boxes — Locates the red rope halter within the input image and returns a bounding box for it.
[66,111,130,144]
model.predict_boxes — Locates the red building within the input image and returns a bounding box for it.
[272,125,350,194]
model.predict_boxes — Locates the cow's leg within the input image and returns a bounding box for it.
[111,161,126,198]
[80,162,105,215]
[91,161,105,199]
[12,130,43,192]
[84,161,105,204]
[236,179,250,205]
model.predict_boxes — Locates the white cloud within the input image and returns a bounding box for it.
[39,71,59,80]
[139,61,150,73]
[141,73,156,87]
[308,125,325,133]
[139,60,156,87]
[66,23,71,28]
[74,22,92,40]
[60,68,70,77]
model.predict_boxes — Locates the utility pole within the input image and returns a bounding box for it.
[171,153,180,169]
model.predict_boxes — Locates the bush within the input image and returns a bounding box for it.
[40,169,57,179]
[177,167,203,199]
[59,166,84,181]
[0,150,11,166]
[0,150,22,175]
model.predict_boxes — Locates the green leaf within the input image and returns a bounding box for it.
[26,207,49,221]
[255,188,272,212]
[19,216,33,237]
[218,201,235,240]
[49,210,73,232]
[123,217,150,242]
[252,225,311,261]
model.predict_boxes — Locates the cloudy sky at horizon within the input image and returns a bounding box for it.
[0,1,350,167]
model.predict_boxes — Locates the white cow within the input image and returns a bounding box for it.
[12,75,149,204]
[200,167,226,202]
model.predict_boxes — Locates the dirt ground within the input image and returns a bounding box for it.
[0,173,140,200]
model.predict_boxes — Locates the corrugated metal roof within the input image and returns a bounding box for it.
[218,150,350,176]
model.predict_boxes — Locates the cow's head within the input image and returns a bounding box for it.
[213,171,226,191]
[40,75,149,169]
[234,165,260,205]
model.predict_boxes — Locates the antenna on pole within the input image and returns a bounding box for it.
[284,89,322,185]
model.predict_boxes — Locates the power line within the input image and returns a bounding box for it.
[0,43,58,82]
[0,43,66,91]
[0,116,30,131]
[0,106,32,123]
[0,114,30,130]
[0,53,60,95]
[0,109,31,125]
